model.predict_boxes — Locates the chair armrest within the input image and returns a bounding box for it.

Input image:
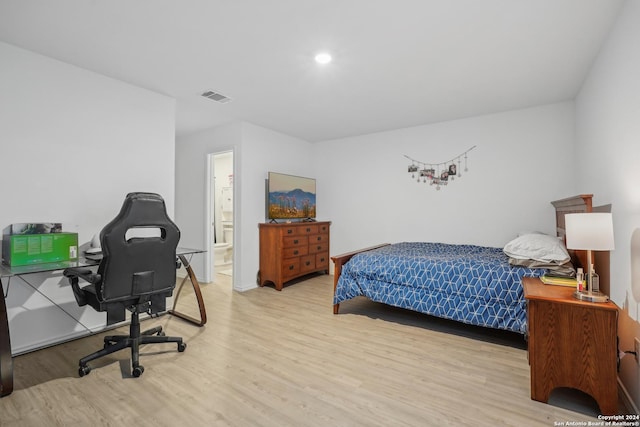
[63,267,101,307]
[64,267,92,279]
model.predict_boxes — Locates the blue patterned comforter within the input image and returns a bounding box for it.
[333,242,546,334]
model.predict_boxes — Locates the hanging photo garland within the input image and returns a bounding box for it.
[404,146,476,190]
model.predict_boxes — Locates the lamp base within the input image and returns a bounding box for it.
[573,290,609,303]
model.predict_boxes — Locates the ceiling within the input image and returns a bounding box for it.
[0,0,625,142]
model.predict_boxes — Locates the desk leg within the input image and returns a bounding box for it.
[0,278,14,397]
[168,255,207,326]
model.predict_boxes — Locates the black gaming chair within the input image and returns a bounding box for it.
[63,192,186,378]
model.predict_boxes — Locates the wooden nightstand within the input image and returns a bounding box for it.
[522,277,618,415]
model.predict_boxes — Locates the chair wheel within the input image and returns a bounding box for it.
[133,366,144,377]
[178,342,187,352]
[79,366,91,377]
[158,331,165,337]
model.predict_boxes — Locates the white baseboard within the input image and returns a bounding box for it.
[235,283,258,292]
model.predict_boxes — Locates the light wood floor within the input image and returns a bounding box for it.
[0,273,627,426]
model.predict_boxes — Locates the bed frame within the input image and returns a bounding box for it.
[331,194,603,314]
[331,244,389,314]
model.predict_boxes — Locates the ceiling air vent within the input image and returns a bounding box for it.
[201,90,231,103]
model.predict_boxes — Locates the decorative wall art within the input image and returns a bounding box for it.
[405,145,476,190]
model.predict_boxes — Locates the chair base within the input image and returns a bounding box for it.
[78,311,185,377]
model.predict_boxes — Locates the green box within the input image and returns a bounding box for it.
[2,232,78,266]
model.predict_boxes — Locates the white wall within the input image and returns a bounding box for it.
[574,0,640,411]
[238,123,315,290]
[175,121,313,290]
[0,41,176,245]
[0,41,177,355]
[314,102,577,257]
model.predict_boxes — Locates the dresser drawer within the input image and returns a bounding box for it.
[315,252,329,267]
[298,225,318,235]
[309,241,328,254]
[310,234,328,245]
[300,255,316,273]
[282,258,300,278]
[283,235,308,248]
[283,246,308,259]
[282,226,299,236]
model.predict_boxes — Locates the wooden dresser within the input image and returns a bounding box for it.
[259,221,330,290]
[523,277,618,415]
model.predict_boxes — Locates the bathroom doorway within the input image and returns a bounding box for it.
[208,151,234,283]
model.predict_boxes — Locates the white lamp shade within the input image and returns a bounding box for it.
[565,213,615,251]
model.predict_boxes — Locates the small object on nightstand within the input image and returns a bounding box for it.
[574,262,608,302]
[575,263,608,302]
[591,264,600,292]
[540,275,576,287]
[576,267,584,292]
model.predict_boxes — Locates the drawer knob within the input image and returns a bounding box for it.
[305,261,311,266]
[293,239,299,244]
[317,237,322,241]
[293,250,299,255]
[289,265,294,270]
[306,227,311,232]
[287,229,293,234]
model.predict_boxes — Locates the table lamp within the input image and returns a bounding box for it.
[565,212,615,303]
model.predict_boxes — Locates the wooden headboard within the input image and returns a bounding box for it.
[551,194,611,294]
[551,194,593,245]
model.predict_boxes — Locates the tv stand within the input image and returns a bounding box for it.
[258,221,330,290]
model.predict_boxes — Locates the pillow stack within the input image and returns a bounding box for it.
[503,233,575,277]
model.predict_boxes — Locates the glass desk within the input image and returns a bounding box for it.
[0,246,206,397]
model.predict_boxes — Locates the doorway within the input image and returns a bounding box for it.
[207,151,234,283]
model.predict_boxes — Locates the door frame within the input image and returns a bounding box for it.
[204,149,235,284]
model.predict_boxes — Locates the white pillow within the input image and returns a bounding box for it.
[503,233,570,263]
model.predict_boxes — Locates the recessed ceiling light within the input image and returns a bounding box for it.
[314,52,332,65]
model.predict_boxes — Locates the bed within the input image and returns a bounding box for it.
[331,194,599,335]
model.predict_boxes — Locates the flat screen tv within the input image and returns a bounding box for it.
[267,172,316,221]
